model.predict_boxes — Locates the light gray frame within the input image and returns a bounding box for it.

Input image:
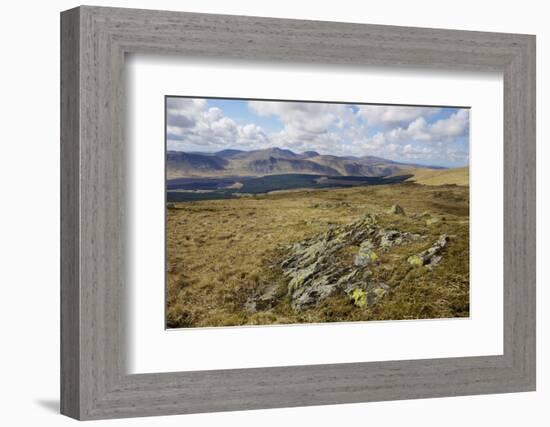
[61,5,536,421]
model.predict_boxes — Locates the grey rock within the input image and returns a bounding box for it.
[354,240,378,266]
[367,283,391,306]
[407,234,449,267]
[348,283,390,308]
[281,215,379,310]
[377,229,423,248]
[244,284,280,313]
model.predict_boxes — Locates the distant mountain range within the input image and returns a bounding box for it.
[166,147,444,179]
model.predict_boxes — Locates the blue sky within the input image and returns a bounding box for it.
[166,97,470,167]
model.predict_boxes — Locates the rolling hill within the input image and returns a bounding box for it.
[166,151,228,177]
[167,147,443,179]
[400,166,469,186]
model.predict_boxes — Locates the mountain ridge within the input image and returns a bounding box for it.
[167,147,445,179]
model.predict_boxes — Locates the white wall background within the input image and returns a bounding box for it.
[0,0,546,425]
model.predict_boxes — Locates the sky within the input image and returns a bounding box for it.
[166,97,470,167]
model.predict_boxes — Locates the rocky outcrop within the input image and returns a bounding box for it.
[245,215,448,313]
[354,240,378,266]
[279,215,429,311]
[281,215,379,310]
[377,229,423,248]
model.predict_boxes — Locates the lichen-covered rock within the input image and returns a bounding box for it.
[377,229,423,248]
[255,213,427,312]
[407,254,424,266]
[281,215,379,310]
[354,240,378,266]
[388,204,405,215]
[378,230,401,247]
[349,284,390,308]
[292,281,339,310]
[407,234,449,268]
[244,285,280,313]
[351,289,367,307]
[367,284,390,306]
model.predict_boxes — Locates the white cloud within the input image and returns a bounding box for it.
[248,101,361,155]
[166,98,207,116]
[371,109,469,145]
[238,123,270,147]
[249,101,354,132]
[167,99,270,151]
[354,109,469,165]
[166,98,469,166]
[357,105,441,125]
[430,109,469,137]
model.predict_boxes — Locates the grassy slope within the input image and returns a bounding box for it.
[399,166,469,186]
[166,182,470,328]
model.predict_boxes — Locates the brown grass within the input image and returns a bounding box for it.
[400,166,469,186]
[166,182,469,328]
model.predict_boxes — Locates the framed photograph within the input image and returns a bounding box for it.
[61,6,536,420]
[164,96,471,328]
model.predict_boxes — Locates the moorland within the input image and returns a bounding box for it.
[165,148,469,328]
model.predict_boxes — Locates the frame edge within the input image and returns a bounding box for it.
[60,6,82,420]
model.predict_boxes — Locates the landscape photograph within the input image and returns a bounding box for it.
[165,96,470,328]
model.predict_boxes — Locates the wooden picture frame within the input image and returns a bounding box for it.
[60,5,536,420]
